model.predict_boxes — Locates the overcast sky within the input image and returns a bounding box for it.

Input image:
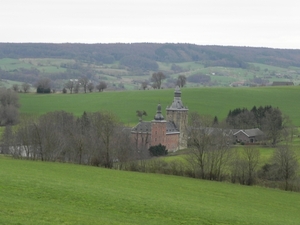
[1,0,299,49]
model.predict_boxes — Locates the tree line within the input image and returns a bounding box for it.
[2,43,300,68]
[0,88,298,192]
[0,62,97,90]
[185,112,299,191]
[226,105,295,146]
[1,111,139,168]
[1,107,299,192]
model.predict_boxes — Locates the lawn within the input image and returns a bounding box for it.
[1,156,300,225]
[19,86,300,126]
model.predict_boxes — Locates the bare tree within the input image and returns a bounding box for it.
[132,129,151,161]
[87,82,94,92]
[79,76,89,93]
[30,112,70,161]
[74,82,80,93]
[114,128,135,170]
[1,125,14,154]
[187,112,232,180]
[35,78,52,93]
[262,108,283,146]
[176,75,186,88]
[281,114,298,144]
[243,146,260,185]
[21,82,31,93]
[187,113,212,179]
[0,88,20,125]
[96,81,107,92]
[13,117,38,159]
[208,126,233,181]
[65,113,91,164]
[151,83,158,89]
[140,81,148,90]
[231,146,260,185]
[64,80,75,94]
[89,111,119,168]
[12,84,19,92]
[273,145,299,190]
[151,72,166,89]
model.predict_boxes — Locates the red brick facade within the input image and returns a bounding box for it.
[151,120,180,151]
[132,121,180,152]
[131,87,188,152]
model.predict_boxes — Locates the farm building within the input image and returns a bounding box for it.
[272,81,294,86]
[233,128,264,143]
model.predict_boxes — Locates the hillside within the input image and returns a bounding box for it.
[19,86,300,126]
[0,43,300,90]
[1,156,300,225]
[1,43,300,67]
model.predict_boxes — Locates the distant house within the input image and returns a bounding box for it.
[233,128,264,143]
[230,81,245,87]
[272,81,294,86]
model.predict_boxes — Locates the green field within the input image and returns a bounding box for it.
[1,57,300,90]
[1,156,300,225]
[0,58,70,73]
[19,86,300,126]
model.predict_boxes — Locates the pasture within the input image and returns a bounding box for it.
[19,86,300,126]
[1,57,299,90]
[1,156,300,225]
[0,58,70,73]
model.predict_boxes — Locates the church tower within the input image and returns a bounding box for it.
[166,87,188,149]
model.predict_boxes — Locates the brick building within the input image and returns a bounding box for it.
[131,87,188,152]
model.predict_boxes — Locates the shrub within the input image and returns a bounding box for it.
[148,144,168,157]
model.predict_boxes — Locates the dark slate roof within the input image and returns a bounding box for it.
[233,128,264,137]
[166,86,188,111]
[167,99,187,110]
[122,127,133,134]
[131,121,152,133]
[131,121,180,134]
[154,104,164,120]
[166,121,180,134]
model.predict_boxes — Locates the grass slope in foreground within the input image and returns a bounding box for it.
[19,86,300,126]
[1,157,300,225]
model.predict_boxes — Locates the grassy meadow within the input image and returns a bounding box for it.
[0,58,72,73]
[1,156,300,225]
[19,85,300,126]
[1,57,300,91]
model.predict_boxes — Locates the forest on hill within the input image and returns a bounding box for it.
[1,43,300,68]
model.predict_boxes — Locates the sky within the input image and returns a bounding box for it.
[1,0,300,49]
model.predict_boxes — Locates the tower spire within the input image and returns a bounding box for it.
[154,104,164,121]
[167,86,187,110]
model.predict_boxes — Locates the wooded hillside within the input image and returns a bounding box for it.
[1,43,300,90]
[1,43,300,68]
